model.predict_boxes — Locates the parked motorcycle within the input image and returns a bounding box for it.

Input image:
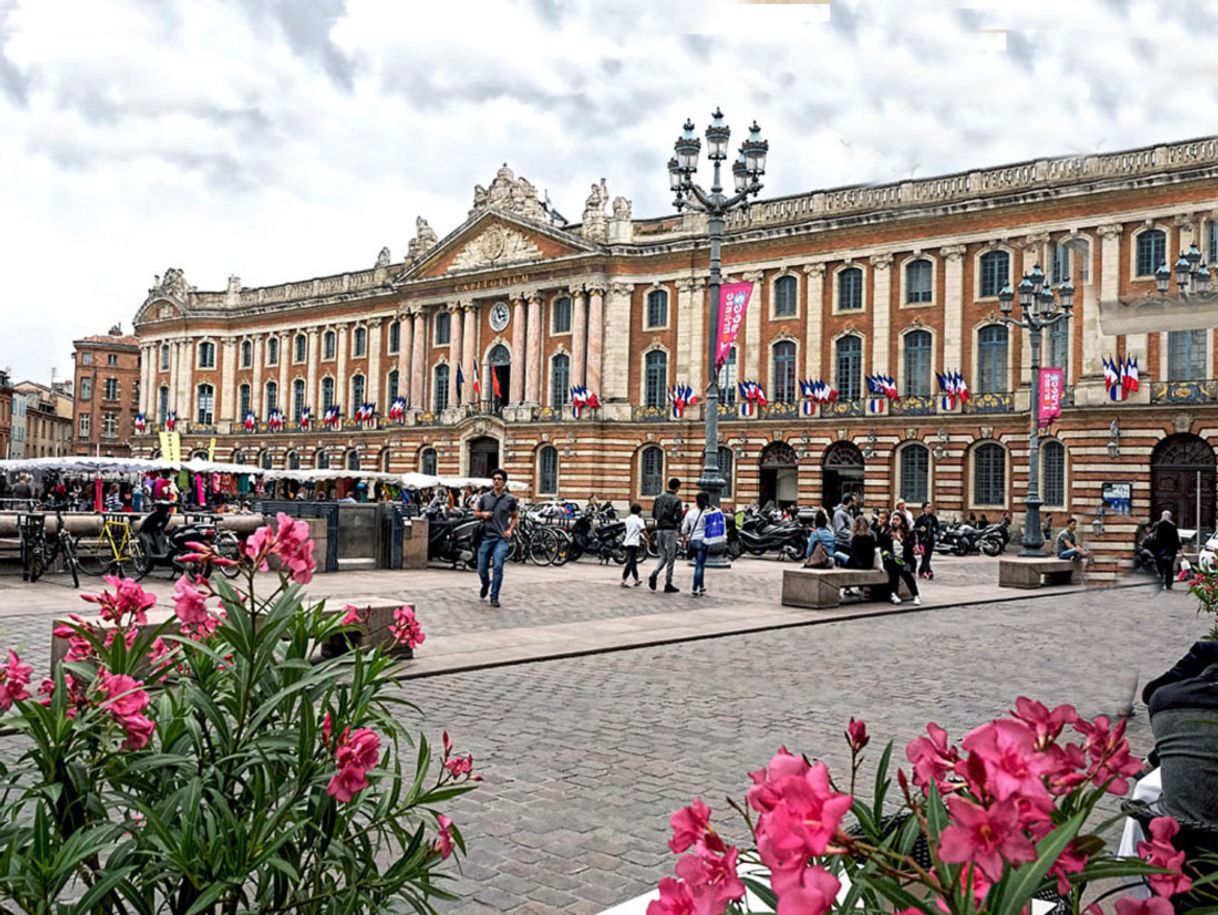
[568,514,627,563]
[427,511,482,569]
[733,508,807,561]
[935,521,1005,557]
[132,502,231,580]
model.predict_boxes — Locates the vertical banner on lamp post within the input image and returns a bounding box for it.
[1038,367,1064,428]
[715,282,753,371]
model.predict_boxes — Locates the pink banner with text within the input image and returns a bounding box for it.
[1038,367,1064,428]
[715,282,753,371]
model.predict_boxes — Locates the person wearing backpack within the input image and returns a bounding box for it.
[649,478,683,593]
[682,491,710,597]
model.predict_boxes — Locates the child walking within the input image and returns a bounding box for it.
[621,503,647,587]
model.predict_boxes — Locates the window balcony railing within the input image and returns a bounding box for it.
[889,395,938,416]
[758,401,800,419]
[632,405,669,422]
[963,392,1014,414]
[1151,380,1218,404]
[820,399,866,418]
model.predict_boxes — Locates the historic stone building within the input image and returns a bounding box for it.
[132,138,1218,571]
[72,326,142,456]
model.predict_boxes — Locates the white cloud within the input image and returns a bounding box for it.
[0,0,1214,382]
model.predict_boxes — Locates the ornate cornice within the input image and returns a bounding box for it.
[803,263,827,278]
[869,253,894,270]
[585,281,608,296]
[1098,223,1124,239]
[609,282,635,297]
[940,244,967,262]
[742,270,764,283]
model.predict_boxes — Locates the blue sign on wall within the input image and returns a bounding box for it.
[1102,481,1132,515]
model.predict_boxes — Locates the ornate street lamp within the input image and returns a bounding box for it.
[997,267,1074,556]
[668,108,767,524]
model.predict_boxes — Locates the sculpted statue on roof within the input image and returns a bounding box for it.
[151,267,192,300]
[470,164,548,222]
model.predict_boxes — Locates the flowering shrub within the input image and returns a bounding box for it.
[651,701,1193,915]
[0,513,475,913]
[1186,570,1218,639]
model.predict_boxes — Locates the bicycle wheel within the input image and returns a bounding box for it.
[214,531,243,579]
[529,528,560,566]
[550,529,573,566]
[59,536,81,589]
[74,535,116,576]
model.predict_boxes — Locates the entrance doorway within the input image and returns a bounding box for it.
[823,441,865,509]
[487,344,510,409]
[1151,433,1216,532]
[759,441,799,509]
[467,435,500,479]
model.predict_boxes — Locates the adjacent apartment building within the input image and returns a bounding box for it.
[72,326,142,456]
[12,381,72,458]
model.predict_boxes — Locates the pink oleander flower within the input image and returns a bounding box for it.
[1074,714,1143,795]
[669,798,713,854]
[389,605,424,649]
[243,524,274,571]
[747,746,807,814]
[647,877,695,915]
[244,513,316,583]
[1011,697,1078,750]
[0,649,32,711]
[907,722,959,791]
[443,753,475,780]
[435,814,454,860]
[1049,838,1090,895]
[1115,896,1174,915]
[339,604,364,625]
[960,718,1053,803]
[326,726,381,803]
[54,615,97,663]
[81,575,156,625]
[97,671,155,750]
[846,717,869,752]
[673,843,745,915]
[938,795,1037,881]
[443,730,453,758]
[322,712,333,748]
[173,575,210,628]
[1137,816,1192,898]
[772,864,840,915]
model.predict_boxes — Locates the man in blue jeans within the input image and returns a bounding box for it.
[1055,517,1089,562]
[475,468,518,608]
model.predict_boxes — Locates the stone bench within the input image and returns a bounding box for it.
[998,557,1076,589]
[781,567,911,609]
[51,601,414,668]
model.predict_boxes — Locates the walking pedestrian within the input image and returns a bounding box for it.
[894,499,915,528]
[475,468,518,608]
[884,513,921,605]
[648,478,683,593]
[620,503,646,588]
[1148,510,1182,591]
[914,501,939,579]
[682,491,709,597]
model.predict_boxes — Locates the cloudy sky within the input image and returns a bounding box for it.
[2,0,1215,384]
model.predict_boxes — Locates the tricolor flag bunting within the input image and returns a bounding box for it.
[134,413,146,434]
[299,407,312,430]
[243,411,256,432]
[388,397,407,422]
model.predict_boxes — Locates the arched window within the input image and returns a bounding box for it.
[1136,229,1166,277]
[231,449,245,465]
[899,444,930,504]
[718,446,734,498]
[287,450,301,470]
[387,369,399,404]
[159,344,170,371]
[835,335,863,401]
[381,450,392,472]
[196,383,215,424]
[1168,330,1207,381]
[977,325,1009,394]
[260,450,273,470]
[317,450,330,470]
[718,346,738,406]
[552,296,572,334]
[1051,243,1071,286]
[906,259,933,304]
[838,267,863,310]
[292,379,306,420]
[421,447,437,476]
[323,330,336,360]
[264,381,278,414]
[267,337,279,366]
[644,350,668,408]
[294,333,307,363]
[538,445,559,494]
[903,330,933,397]
[973,443,1006,506]
[772,340,797,402]
[774,275,798,317]
[346,450,360,471]
[1042,440,1066,508]
[351,374,365,407]
[353,327,367,357]
[1047,319,1069,370]
[434,312,451,345]
[551,354,571,406]
[238,383,251,419]
[646,289,668,328]
[241,340,252,368]
[321,377,335,410]
[433,365,450,412]
[198,341,216,368]
[388,320,401,354]
[979,251,1009,298]
[157,386,169,423]
[641,445,664,496]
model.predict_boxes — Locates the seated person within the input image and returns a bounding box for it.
[1143,641,1218,828]
[1055,517,1090,561]
[804,509,836,567]
[845,516,877,570]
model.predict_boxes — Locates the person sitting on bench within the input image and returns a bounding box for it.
[1055,517,1089,561]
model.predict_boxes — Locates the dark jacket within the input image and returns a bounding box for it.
[914,512,939,544]
[652,491,683,531]
[846,533,877,570]
[1143,641,1218,714]
[1151,520,1182,558]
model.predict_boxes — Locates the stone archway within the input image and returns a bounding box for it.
[823,440,865,509]
[1151,433,1216,532]
[759,441,799,509]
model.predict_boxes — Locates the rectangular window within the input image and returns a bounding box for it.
[107,354,117,367]
[1052,244,1070,286]
[1136,231,1166,277]
[102,414,117,438]
[1167,329,1207,381]
[1209,223,1218,267]
[1047,321,1069,370]
[81,352,93,365]
[838,269,863,310]
[78,414,90,438]
[552,297,572,334]
[434,313,451,346]
[79,378,92,401]
[160,346,170,371]
[103,378,119,400]
[646,290,668,328]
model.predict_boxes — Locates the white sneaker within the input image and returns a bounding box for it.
[913,596,922,606]
[890,594,902,605]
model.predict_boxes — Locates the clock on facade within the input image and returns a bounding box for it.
[489,301,510,332]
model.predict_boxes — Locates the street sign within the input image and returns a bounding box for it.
[1102,481,1132,515]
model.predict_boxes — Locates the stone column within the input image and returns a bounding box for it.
[585,282,606,396]
[510,294,527,403]
[306,329,319,414]
[448,304,464,407]
[742,271,764,381]
[410,310,426,409]
[570,285,588,389]
[461,304,477,405]
[367,321,382,408]
[335,326,349,413]
[251,337,264,416]
[397,308,413,405]
[525,292,543,403]
[675,280,694,383]
[870,254,894,375]
[220,339,236,422]
[139,345,152,416]
[601,283,634,407]
[803,264,826,380]
[178,340,193,420]
[941,245,967,373]
[276,333,289,409]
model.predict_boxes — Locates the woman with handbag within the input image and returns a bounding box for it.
[804,509,836,567]
[681,491,710,597]
[885,513,922,606]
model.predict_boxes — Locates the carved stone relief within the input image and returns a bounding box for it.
[448,225,543,272]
